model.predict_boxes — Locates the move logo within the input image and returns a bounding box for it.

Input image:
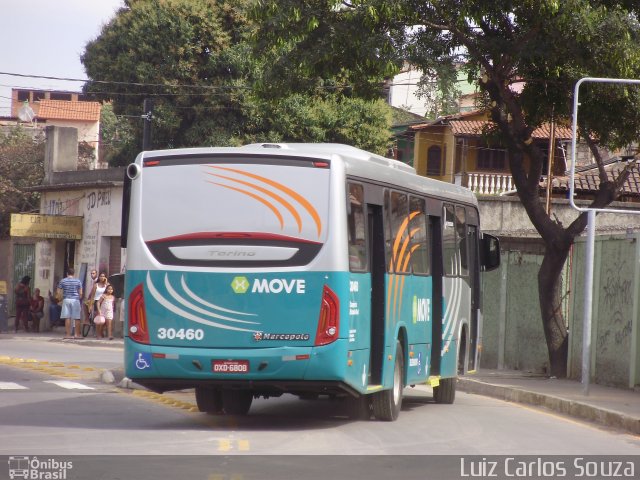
[231,276,250,293]
[412,296,430,323]
[231,277,307,294]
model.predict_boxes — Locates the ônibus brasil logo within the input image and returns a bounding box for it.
[231,276,306,294]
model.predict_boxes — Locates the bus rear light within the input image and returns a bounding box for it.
[315,285,340,346]
[128,283,150,344]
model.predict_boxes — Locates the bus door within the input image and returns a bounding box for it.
[367,203,385,385]
[467,224,480,372]
[429,215,443,376]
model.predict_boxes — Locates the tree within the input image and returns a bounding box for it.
[252,0,640,377]
[0,127,45,237]
[98,102,137,167]
[81,0,394,164]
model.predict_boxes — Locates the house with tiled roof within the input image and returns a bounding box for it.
[401,109,591,196]
[7,88,102,167]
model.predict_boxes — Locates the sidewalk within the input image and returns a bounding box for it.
[458,370,640,436]
[4,331,640,435]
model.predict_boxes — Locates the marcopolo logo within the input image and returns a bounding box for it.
[231,276,250,294]
[232,276,306,294]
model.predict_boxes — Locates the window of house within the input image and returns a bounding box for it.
[17,90,29,102]
[50,92,72,101]
[33,91,46,102]
[427,145,442,176]
[477,147,507,170]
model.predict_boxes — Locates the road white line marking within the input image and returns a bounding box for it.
[0,382,28,390]
[44,380,95,390]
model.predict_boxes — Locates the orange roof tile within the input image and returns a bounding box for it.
[447,120,573,139]
[553,163,640,196]
[37,100,101,122]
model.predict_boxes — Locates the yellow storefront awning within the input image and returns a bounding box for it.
[10,214,83,240]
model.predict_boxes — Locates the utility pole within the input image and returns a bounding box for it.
[142,98,154,150]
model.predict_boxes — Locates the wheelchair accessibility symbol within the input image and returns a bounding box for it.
[135,352,152,370]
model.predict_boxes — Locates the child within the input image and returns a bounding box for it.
[98,284,116,340]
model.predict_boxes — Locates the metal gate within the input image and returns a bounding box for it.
[11,244,35,315]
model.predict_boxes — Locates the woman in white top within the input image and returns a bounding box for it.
[89,272,109,338]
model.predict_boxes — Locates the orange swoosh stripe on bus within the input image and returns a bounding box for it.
[392,235,412,320]
[389,211,421,322]
[397,230,423,319]
[206,181,284,229]
[205,166,322,237]
[205,172,303,233]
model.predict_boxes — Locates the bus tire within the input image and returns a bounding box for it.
[433,377,456,404]
[372,341,404,421]
[195,386,224,414]
[222,389,253,415]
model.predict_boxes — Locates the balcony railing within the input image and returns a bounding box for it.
[455,173,514,195]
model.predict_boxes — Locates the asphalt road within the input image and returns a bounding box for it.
[1,338,640,479]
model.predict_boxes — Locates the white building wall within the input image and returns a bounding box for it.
[38,186,123,293]
[44,119,100,165]
[388,68,429,117]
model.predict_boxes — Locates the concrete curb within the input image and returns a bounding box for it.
[458,378,640,436]
[106,368,147,390]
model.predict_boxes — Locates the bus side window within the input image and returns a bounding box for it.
[347,183,367,271]
[389,191,409,273]
[456,205,468,277]
[409,196,430,275]
[443,204,457,276]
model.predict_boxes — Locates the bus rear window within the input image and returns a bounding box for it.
[140,161,330,267]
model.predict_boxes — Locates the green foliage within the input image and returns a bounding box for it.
[99,103,137,167]
[256,95,393,155]
[253,0,640,151]
[81,0,393,163]
[0,127,45,237]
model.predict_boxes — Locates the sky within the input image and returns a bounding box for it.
[0,0,125,116]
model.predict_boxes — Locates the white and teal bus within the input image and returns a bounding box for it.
[123,143,499,421]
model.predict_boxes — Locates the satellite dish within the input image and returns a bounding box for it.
[18,101,35,122]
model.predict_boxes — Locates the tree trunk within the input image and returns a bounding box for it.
[538,245,570,378]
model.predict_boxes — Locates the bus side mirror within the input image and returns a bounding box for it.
[480,233,500,272]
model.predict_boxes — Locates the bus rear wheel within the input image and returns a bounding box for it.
[195,386,224,414]
[222,389,253,415]
[372,341,404,421]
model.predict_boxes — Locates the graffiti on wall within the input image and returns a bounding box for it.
[597,248,633,355]
[86,190,111,211]
[44,197,82,216]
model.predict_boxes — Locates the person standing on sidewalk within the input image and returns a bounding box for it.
[98,284,116,340]
[57,268,83,339]
[29,288,44,333]
[88,272,109,338]
[14,276,31,332]
[83,269,98,325]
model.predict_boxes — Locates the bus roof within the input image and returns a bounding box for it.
[140,143,478,207]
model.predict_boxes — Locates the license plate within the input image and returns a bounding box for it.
[212,360,249,373]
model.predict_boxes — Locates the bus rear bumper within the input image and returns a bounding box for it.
[124,339,358,396]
